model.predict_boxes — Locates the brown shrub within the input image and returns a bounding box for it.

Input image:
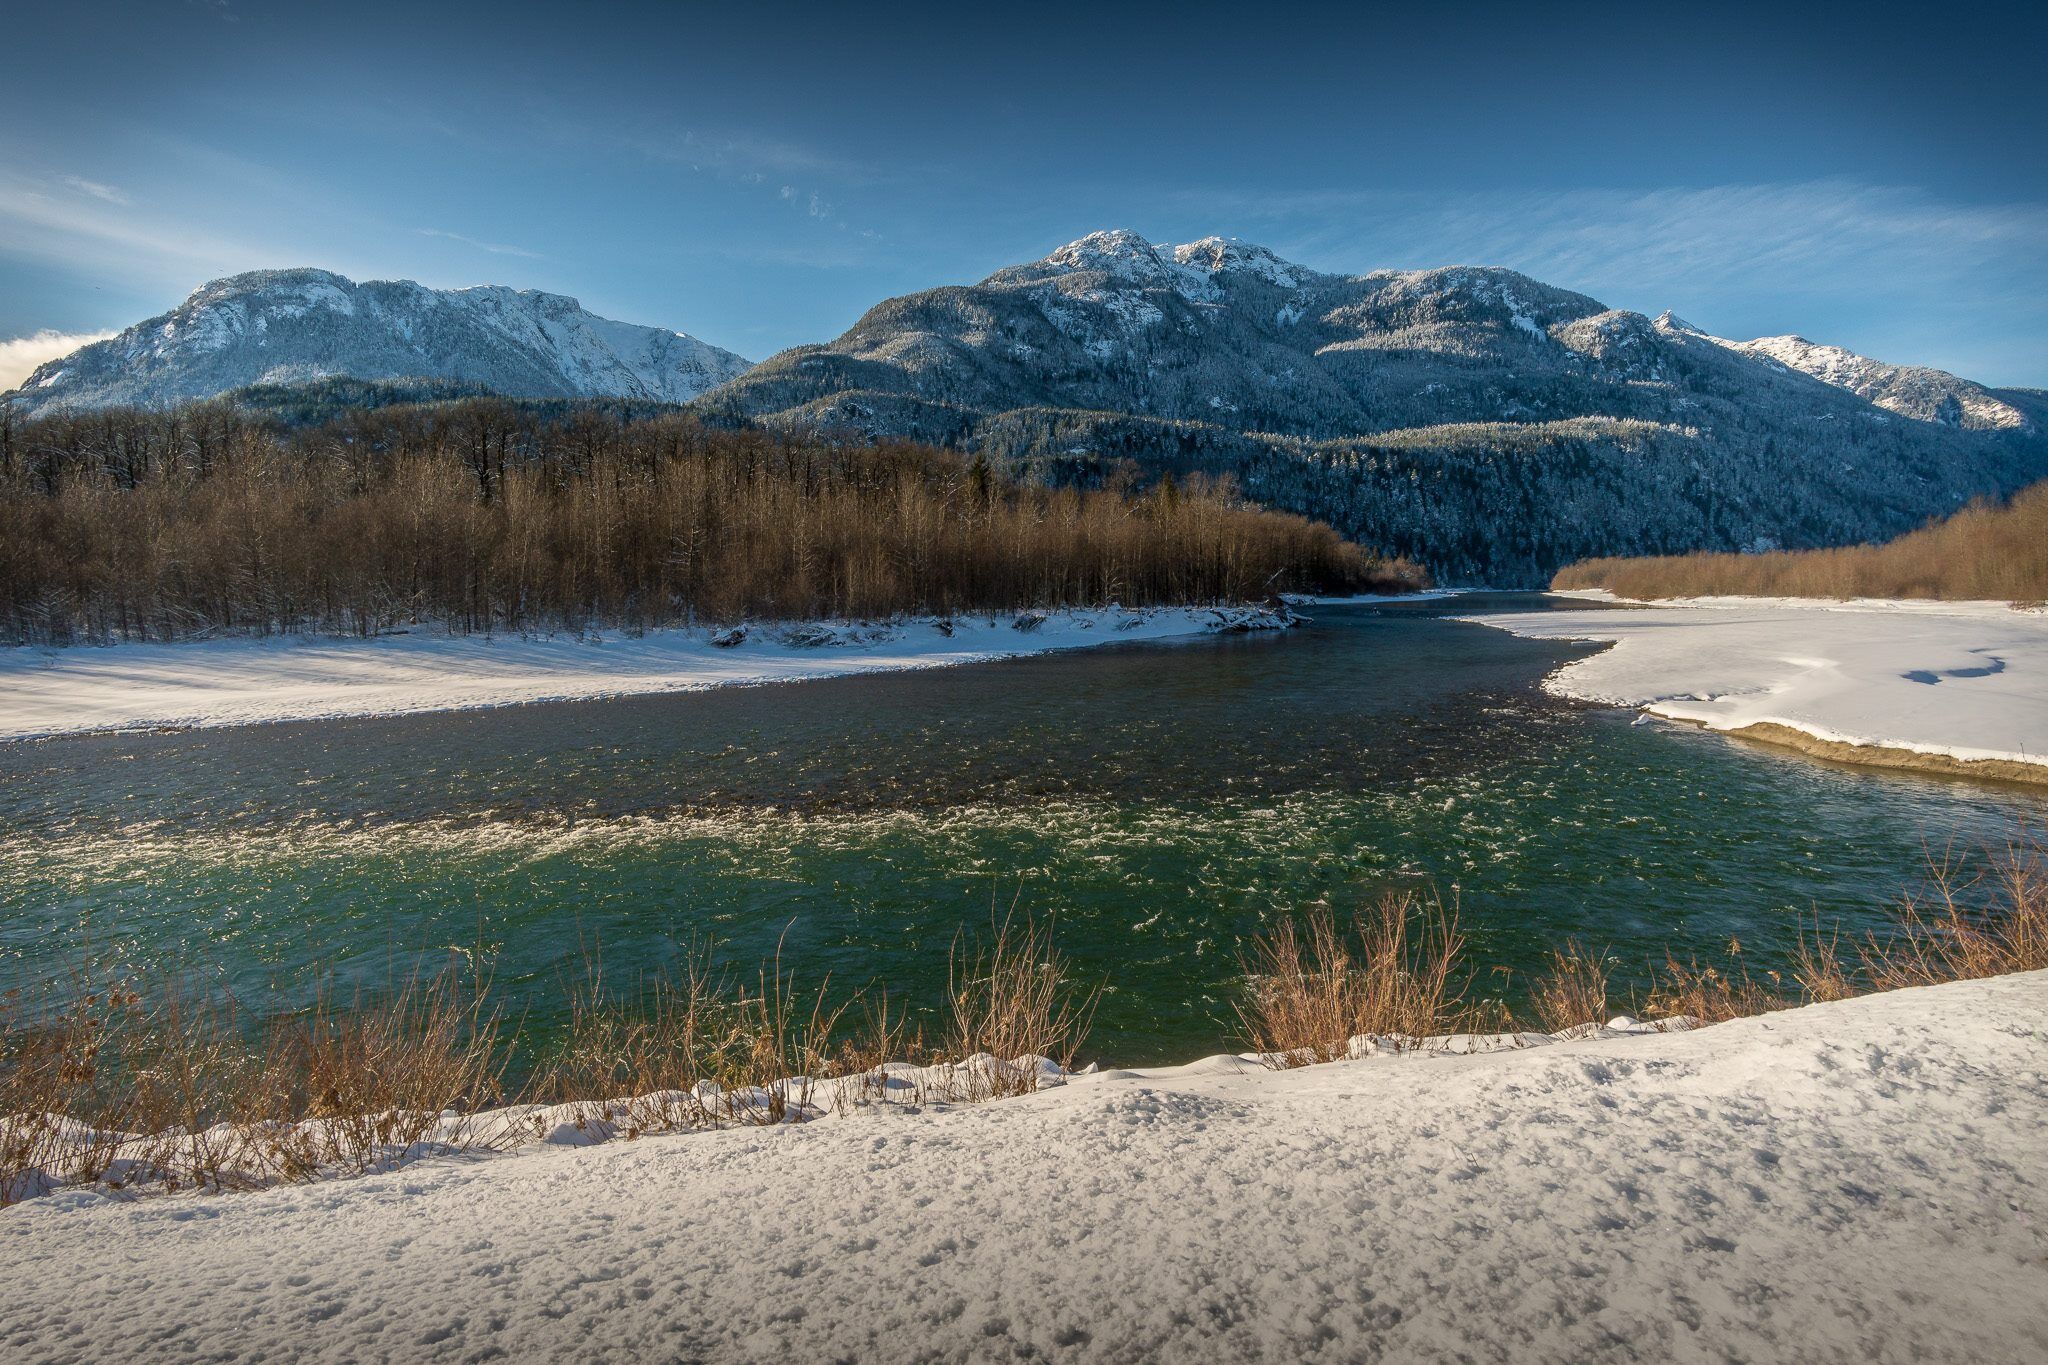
[1554,479,2048,603]
[1641,945,1789,1025]
[939,912,1100,1098]
[1791,918,1858,1004]
[1526,939,1612,1033]
[1235,892,1473,1067]
[1854,831,2048,990]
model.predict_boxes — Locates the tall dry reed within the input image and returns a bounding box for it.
[1,959,508,1201]
[1525,939,1612,1034]
[1795,829,2048,997]
[937,912,1100,1098]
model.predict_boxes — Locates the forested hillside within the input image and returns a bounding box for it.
[703,232,2048,584]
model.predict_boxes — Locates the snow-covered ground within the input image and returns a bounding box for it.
[1464,594,2048,777]
[0,606,1290,740]
[3,972,2043,1362]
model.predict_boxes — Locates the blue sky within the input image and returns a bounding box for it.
[4,0,2044,387]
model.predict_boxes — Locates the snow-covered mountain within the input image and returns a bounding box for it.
[709,230,1625,438]
[703,230,2048,582]
[1692,329,2029,431]
[2,269,752,415]
[9,239,2043,583]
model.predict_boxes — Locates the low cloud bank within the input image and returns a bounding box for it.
[0,330,117,391]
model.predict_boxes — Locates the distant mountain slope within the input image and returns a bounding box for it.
[1686,328,2030,431]
[702,231,2048,583]
[2,269,752,415]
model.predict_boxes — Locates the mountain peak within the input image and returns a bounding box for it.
[1653,310,1704,335]
[1045,229,1164,269]
[4,270,752,415]
[1171,237,1310,288]
[1037,231,1311,296]
[1749,332,1817,350]
[203,266,354,291]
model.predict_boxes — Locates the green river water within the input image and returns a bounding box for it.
[0,595,2031,1063]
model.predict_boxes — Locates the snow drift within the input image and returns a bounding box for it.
[1465,595,2048,781]
[0,605,1300,739]
[2,972,2043,1362]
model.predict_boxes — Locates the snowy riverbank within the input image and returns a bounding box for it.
[4,971,2043,1362]
[1464,593,2048,782]
[0,606,1296,740]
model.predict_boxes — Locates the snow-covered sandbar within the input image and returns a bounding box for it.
[0,607,1289,741]
[3,972,2042,1362]
[1465,594,2048,783]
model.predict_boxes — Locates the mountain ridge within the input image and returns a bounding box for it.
[3,269,752,415]
[698,230,2046,582]
[8,237,2043,584]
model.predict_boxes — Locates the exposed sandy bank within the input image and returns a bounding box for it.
[1723,719,2048,786]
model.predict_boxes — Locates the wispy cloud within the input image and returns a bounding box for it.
[0,173,250,280]
[628,128,874,183]
[0,330,118,391]
[1,179,241,280]
[1166,178,2048,380]
[1180,179,2048,294]
[418,228,543,259]
[61,176,129,205]
[581,122,871,233]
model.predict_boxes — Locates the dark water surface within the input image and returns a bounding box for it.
[0,595,2031,1061]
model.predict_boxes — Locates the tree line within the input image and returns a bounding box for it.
[1551,478,2048,602]
[0,400,1421,644]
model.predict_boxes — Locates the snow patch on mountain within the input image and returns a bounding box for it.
[1034,230,1329,303]
[1172,236,1314,289]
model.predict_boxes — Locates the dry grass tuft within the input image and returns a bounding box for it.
[1,982,146,1200]
[1,958,510,1203]
[1641,946,1789,1025]
[1791,918,1858,1004]
[1848,832,2048,991]
[257,966,510,1176]
[528,938,930,1133]
[1235,892,1472,1067]
[1526,939,1612,1034]
[938,912,1100,1099]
